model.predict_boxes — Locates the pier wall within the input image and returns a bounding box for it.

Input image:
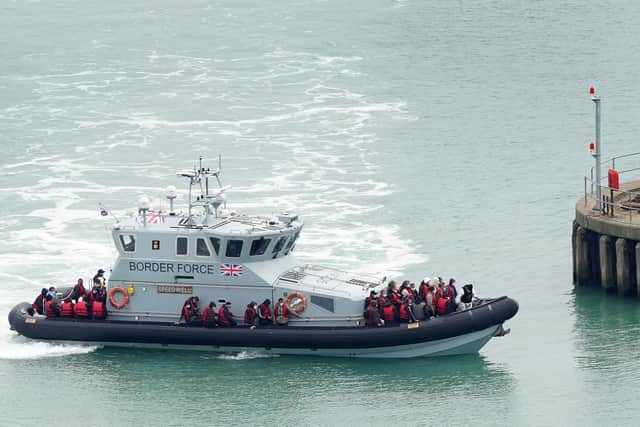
[573,184,640,297]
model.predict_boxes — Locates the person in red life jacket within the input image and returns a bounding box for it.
[244,302,259,329]
[398,293,417,323]
[202,302,217,328]
[45,294,61,318]
[274,297,291,326]
[61,298,74,318]
[377,293,387,316]
[382,301,398,325]
[218,302,237,327]
[257,299,273,326]
[32,288,48,315]
[71,278,86,302]
[364,290,378,310]
[180,297,201,326]
[92,299,106,319]
[73,297,89,318]
[437,287,450,316]
[365,300,384,327]
[386,281,400,306]
[418,277,430,301]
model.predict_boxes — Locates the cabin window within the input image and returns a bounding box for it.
[225,239,243,257]
[119,234,136,252]
[284,231,300,254]
[310,295,335,313]
[209,237,221,256]
[272,236,287,254]
[250,238,272,256]
[152,240,160,250]
[176,237,188,255]
[196,238,210,256]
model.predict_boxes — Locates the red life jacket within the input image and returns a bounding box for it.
[202,307,215,322]
[61,301,74,318]
[182,304,191,322]
[391,291,399,304]
[244,306,257,324]
[32,295,45,315]
[218,306,229,325]
[446,284,456,299]
[258,304,272,319]
[274,303,289,318]
[399,303,409,321]
[74,301,89,318]
[437,297,449,315]
[45,301,59,318]
[382,304,396,321]
[419,283,429,299]
[365,306,378,327]
[92,301,106,319]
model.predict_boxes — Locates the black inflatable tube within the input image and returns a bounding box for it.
[8,297,518,350]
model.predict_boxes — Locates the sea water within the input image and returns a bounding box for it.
[1,1,640,426]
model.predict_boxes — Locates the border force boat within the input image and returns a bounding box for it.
[8,158,518,358]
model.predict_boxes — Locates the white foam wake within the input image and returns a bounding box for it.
[217,351,278,361]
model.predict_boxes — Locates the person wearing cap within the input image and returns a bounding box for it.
[202,302,217,327]
[93,269,106,287]
[257,299,273,326]
[365,300,384,327]
[244,302,259,328]
[218,301,237,327]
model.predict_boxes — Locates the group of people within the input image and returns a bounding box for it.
[180,296,294,328]
[31,269,108,320]
[364,277,475,327]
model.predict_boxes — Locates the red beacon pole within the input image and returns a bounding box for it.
[590,86,602,212]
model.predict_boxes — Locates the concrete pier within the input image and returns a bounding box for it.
[574,179,640,298]
[599,235,615,291]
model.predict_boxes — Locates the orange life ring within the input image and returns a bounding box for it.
[286,291,307,315]
[108,287,129,309]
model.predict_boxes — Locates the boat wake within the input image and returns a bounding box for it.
[0,330,98,360]
[217,351,279,361]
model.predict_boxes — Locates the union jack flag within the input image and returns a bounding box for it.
[220,263,243,277]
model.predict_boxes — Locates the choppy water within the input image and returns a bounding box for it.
[2,1,640,426]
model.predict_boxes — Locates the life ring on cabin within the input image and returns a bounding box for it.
[108,287,130,309]
[286,291,307,315]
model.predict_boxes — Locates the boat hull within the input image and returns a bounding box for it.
[8,297,518,358]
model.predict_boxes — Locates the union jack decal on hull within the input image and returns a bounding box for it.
[220,263,243,277]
